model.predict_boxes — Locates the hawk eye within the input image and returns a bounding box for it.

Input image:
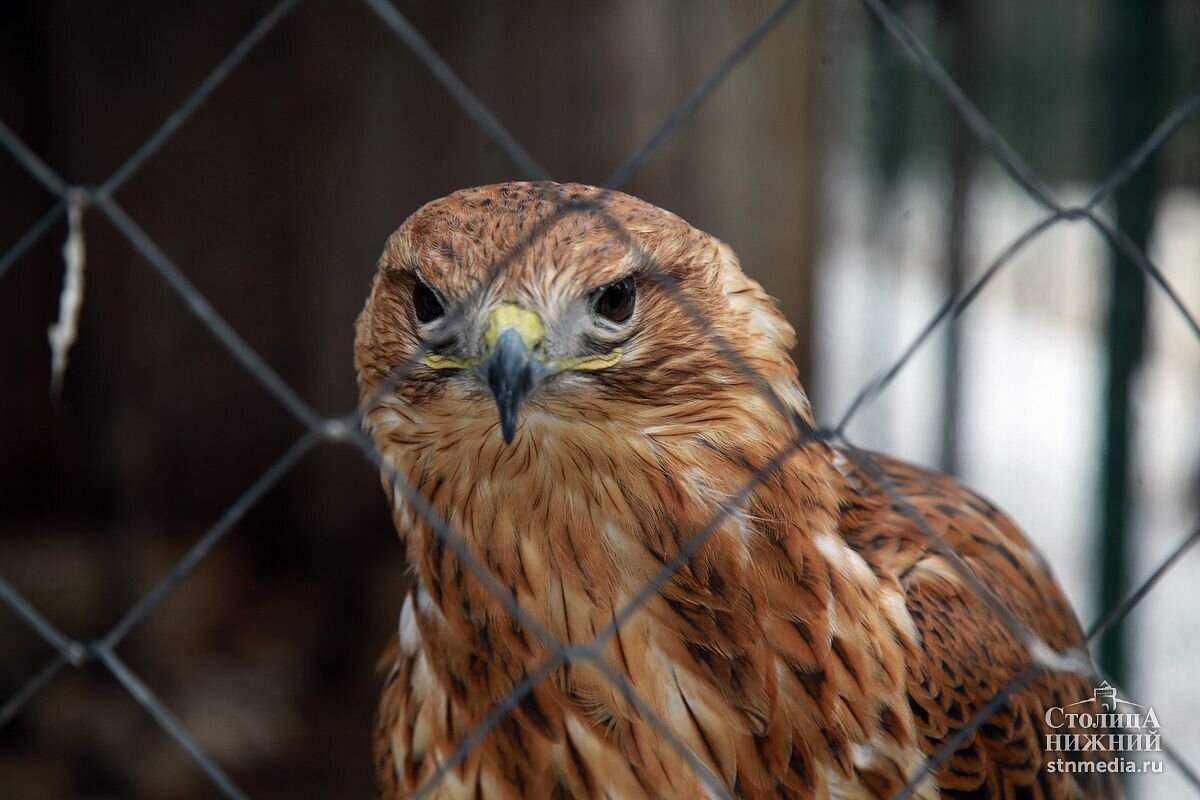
[593,278,636,323]
[412,280,445,323]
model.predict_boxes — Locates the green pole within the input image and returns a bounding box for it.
[1096,0,1165,689]
[936,0,974,476]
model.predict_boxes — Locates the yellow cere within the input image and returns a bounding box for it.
[483,304,545,352]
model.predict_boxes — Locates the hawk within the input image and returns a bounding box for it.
[355,182,1119,799]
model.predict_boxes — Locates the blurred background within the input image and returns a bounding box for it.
[1,0,1197,797]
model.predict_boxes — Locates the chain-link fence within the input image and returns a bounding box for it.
[2,0,1199,798]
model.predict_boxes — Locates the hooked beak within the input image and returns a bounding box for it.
[473,304,546,444]
[479,328,544,444]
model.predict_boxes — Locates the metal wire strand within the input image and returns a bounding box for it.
[602,0,804,190]
[362,0,550,181]
[97,645,251,800]
[99,0,303,198]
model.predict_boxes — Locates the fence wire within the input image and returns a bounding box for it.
[2,1,1199,798]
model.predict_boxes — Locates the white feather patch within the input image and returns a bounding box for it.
[398,594,420,654]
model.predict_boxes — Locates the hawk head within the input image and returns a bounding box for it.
[355,181,808,455]
[356,183,837,750]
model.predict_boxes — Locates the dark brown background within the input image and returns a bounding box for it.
[0,2,824,796]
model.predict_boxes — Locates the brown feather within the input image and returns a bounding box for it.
[357,182,1121,799]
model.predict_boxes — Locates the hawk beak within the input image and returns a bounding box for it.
[475,304,546,444]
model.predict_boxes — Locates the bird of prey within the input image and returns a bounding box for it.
[355,182,1119,799]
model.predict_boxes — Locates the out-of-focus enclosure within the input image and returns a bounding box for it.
[1,1,1197,798]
